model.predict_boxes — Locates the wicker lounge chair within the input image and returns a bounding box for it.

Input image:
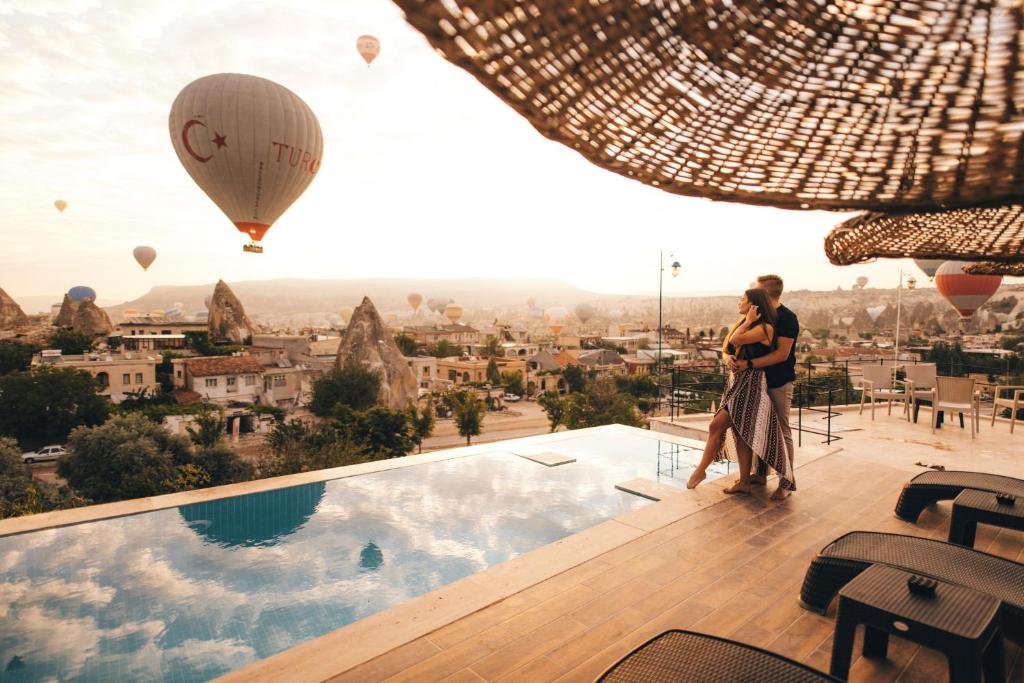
[894,470,1024,522]
[799,532,1024,642]
[597,629,839,682]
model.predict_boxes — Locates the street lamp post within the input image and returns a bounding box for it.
[657,251,681,410]
[893,268,917,375]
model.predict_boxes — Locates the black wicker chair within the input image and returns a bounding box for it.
[799,532,1024,642]
[894,471,1024,522]
[598,629,840,682]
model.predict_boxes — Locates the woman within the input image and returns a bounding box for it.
[686,288,795,495]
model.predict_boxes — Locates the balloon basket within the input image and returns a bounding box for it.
[243,242,264,254]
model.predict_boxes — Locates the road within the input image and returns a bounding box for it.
[420,401,559,451]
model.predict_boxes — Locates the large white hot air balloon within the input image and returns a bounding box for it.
[934,261,1003,319]
[444,303,463,324]
[133,246,157,271]
[914,259,945,279]
[169,74,323,253]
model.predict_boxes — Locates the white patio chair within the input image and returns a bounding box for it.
[902,364,937,423]
[858,364,908,420]
[990,384,1024,434]
[932,377,979,438]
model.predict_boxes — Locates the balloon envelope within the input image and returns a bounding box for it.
[855,276,869,288]
[935,261,1002,318]
[133,246,157,271]
[357,35,381,64]
[54,200,67,213]
[407,293,422,311]
[914,259,945,278]
[338,306,354,324]
[68,286,96,302]
[169,73,323,247]
[526,297,536,309]
[866,306,885,322]
[574,303,595,324]
[444,303,463,323]
[122,308,140,317]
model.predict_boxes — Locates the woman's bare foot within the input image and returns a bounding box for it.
[770,485,791,501]
[723,480,751,495]
[686,470,706,489]
[749,474,767,485]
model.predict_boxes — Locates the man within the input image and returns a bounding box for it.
[726,274,798,500]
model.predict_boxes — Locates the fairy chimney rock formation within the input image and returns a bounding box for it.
[0,287,29,329]
[336,296,418,410]
[54,293,76,327]
[207,280,255,344]
[72,299,113,336]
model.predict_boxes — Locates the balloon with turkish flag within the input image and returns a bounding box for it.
[356,35,381,65]
[934,261,1002,318]
[169,74,323,253]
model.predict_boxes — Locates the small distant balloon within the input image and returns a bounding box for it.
[357,35,381,65]
[526,297,536,309]
[54,200,67,213]
[444,303,463,324]
[122,308,140,317]
[339,306,354,324]
[68,286,96,303]
[407,292,422,311]
[150,309,166,317]
[866,306,886,322]
[855,276,869,289]
[204,294,212,310]
[133,246,157,271]
[574,303,595,325]
[546,306,568,335]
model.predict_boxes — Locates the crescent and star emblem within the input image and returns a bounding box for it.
[182,119,227,163]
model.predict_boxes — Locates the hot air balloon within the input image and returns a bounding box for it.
[54,200,67,213]
[934,261,1003,318]
[133,246,157,271]
[357,35,381,65]
[169,74,323,253]
[866,306,886,322]
[529,306,544,319]
[914,259,945,279]
[67,286,96,303]
[526,297,536,309]
[855,276,869,289]
[122,308,140,318]
[150,309,166,317]
[444,303,463,324]
[165,306,183,318]
[338,306,354,324]
[408,293,422,312]
[574,303,595,325]
[546,306,568,335]
[204,294,213,309]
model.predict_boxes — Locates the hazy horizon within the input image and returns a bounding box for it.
[2,0,1019,304]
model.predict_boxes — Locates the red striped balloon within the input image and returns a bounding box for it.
[934,261,1002,318]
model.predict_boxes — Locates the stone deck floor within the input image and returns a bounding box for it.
[326,408,1024,682]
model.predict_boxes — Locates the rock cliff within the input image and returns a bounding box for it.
[0,287,29,329]
[207,280,255,344]
[72,299,113,336]
[53,294,76,327]
[336,296,418,410]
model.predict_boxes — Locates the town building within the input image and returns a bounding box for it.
[115,317,208,352]
[172,356,265,405]
[403,324,480,349]
[33,350,159,403]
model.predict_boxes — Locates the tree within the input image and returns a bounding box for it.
[563,377,643,429]
[615,374,659,399]
[344,406,413,458]
[186,408,225,448]
[450,390,485,445]
[537,391,565,432]
[310,359,382,416]
[193,442,253,486]
[155,351,184,392]
[59,413,193,503]
[394,334,418,357]
[260,418,368,477]
[0,367,109,449]
[483,335,500,357]
[407,398,436,454]
[46,329,95,355]
[183,331,239,356]
[500,370,525,397]
[562,364,586,393]
[486,357,500,384]
[0,437,80,519]
[428,339,464,358]
[0,341,39,375]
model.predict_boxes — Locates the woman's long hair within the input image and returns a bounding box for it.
[723,288,779,358]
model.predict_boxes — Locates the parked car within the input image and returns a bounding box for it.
[21,445,66,464]
[503,393,521,402]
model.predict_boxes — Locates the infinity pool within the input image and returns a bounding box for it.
[0,428,728,682]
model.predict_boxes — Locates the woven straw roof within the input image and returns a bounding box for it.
[965,261,1024,275]
[396,0,1024,212]
[824,205,1024,265]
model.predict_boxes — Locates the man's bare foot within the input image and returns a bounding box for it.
[770,485,791,501]
[749,475,767,485]
[723,481,751,495]
[686,470,706,489]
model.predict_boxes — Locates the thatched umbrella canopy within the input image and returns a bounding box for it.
[397,0,1024,213]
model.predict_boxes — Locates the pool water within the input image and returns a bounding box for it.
[0,429,729,682]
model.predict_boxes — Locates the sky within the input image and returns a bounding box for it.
[0,0,933,306]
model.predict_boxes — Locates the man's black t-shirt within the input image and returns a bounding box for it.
[765,304,798,389]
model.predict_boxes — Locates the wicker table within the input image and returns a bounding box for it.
[950,489,1024,548]
[830,565,1003,682]
[598,629,838,682]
